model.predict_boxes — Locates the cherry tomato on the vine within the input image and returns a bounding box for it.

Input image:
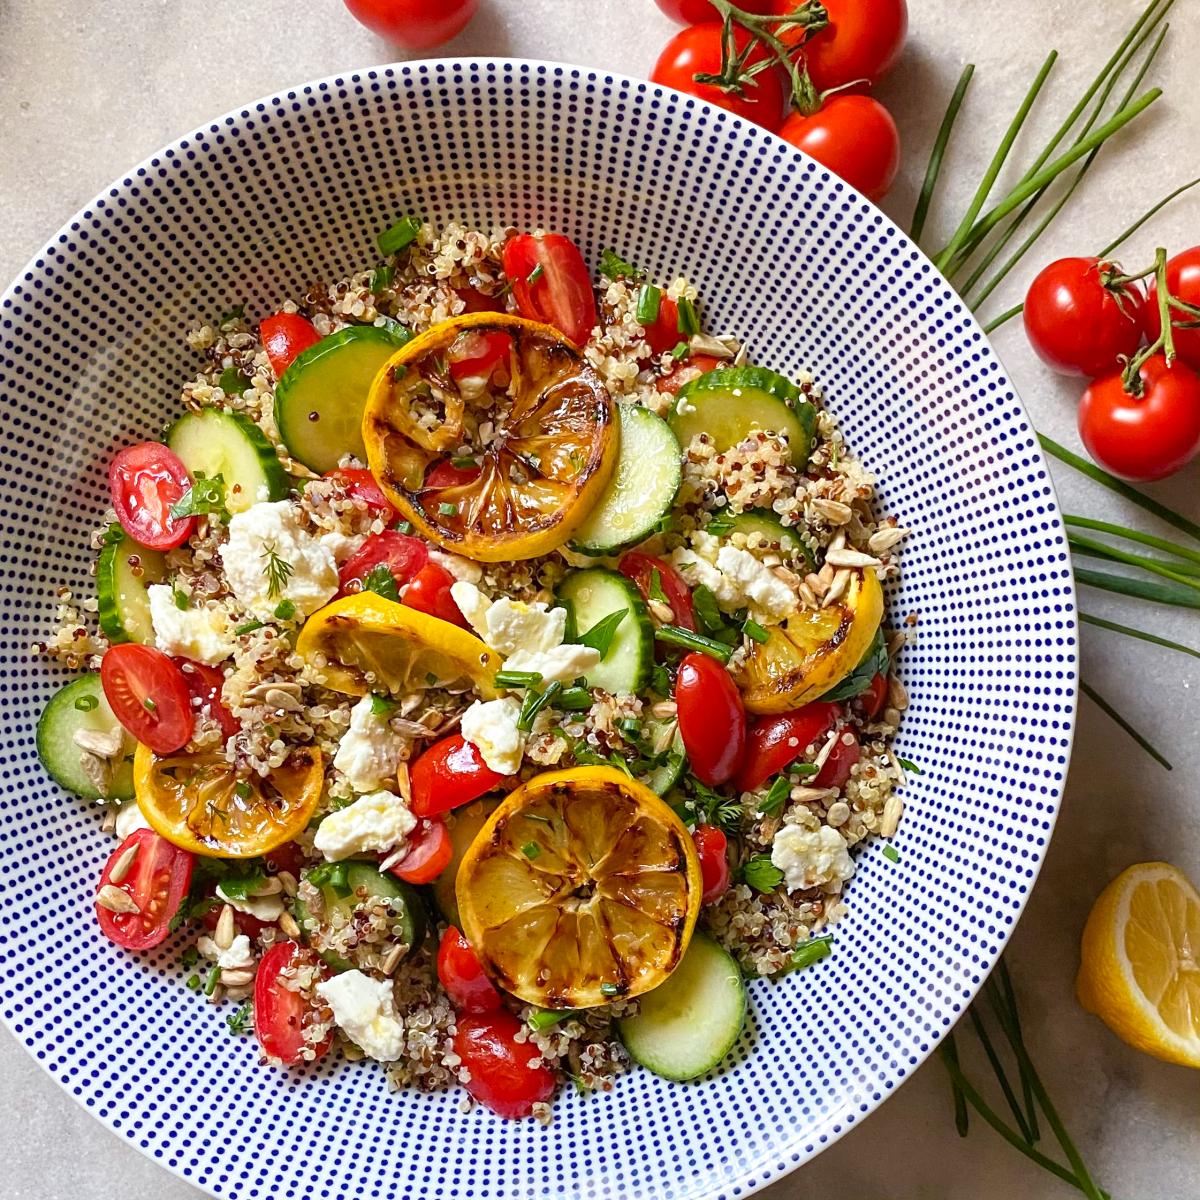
[95,828,193,951]
[1023,257,1147,378]
[692,824,732,904]
[342,0,477,49]
[453,1009,558,1118]
[109,442,196,551]
[774,0,908,92]
[254,941,334,1067]
[437,927,503,1013]
[655,0,776,24]
[779,95,899,202]
[260,312,321,378]
[101,644,194,754]
[501,234,598,347]
[1146,247,1200,372]
[410,734,508,817]
[387,818,453,885]
[675,652,747,787]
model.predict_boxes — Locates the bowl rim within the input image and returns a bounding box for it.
[1,53,1080,1200]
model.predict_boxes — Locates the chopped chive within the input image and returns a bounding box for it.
[670,341,690,361]
[425,671,439,687]
[759,775,791,817]
[786,933,834,972]
[676,295,700,336]
[451,455,479,469]
[528,1009,570,1032]
[521,841,541,860]
[789,762,819,777]
[185,974,202,992]
[635,283,662,326]
[882,844,900,863]
[235,619,265,635]
[369,693,396,717]
[392,520,413,535]
[1082,681,1172,770]
[438,502,459,516]
[370,264,394,294]
[203,964,221,996]
[553,687,593,711]
[897,757,924,775]
[377,215,422,256]
[598,248,641,280]
[234,781,252,800]
[495,670,543,689]
[599,982,620,997]
[74,694,99,712]
[743,619,770,644]
[526,264,544,285]
[273,599,297,621]
[142,696,157,712]
[654,624,733,663]
[517,681,562,732]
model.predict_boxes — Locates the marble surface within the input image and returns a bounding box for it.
[2,1,1199,1197]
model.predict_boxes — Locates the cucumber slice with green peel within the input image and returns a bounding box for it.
[36,675,136,800]
[671,366,817,468]
[556,568,654,696]
[617,931,747,1081]
[295,861,426,973]
[275,324,411,473]
[96,525,167,645]
[167,408,289,514]
[571,404,681,555]
[643,726,686,796]
[711,509,815,571]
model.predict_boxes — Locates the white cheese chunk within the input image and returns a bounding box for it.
[315,970,406,1062]
[669,547,743,610]
[214,884,285,923]
[461,696,525,774]
[147,585,235,664]
[313,790,417,861]
[114,801,151,841]
[319,530,366,563]
[333,696,407,793]
[449,581,492,638]
[197,932,256,972]
[771,825,855,892]
[429,549,483,583]
[505,643,601,686]
[715,546,799,620]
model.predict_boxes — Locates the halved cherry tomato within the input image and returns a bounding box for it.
[456,286,506,314]
[403,562,469,629]
[101,644,194,754]
[325,467,398,522]
[675,653,746,787]
[659,352,723,395]
[424,460,483,489]
[175,658,239,741]
[814,728,860,790]
[642,295,682,356]
[854,672,888,722]
[263,841,307,878]
[618,552,697,631]
[501,233,598,347]
[437,926,503,1013]
[387,818,453,884]
[734,701,840,793]
[338,531,429,599]
[692,824,731,904]
[453,1009,558,1118]
[779,95,900,202]
[410,734,508,817]
[447,329,513,381]
[96,828,193,950]
[109,442,196,551]
[260,312,321,378]
[254,941,333,1067]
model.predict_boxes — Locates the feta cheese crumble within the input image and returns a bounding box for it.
[505,642,600,685]
[215,884,285,923]
[313,789,417,861]
[429,549,483,583]
[770,825,856,892]
[333,696,408,793]
[197,932,255,972]
[461,695,525,774]
[715,545,798,620]
[315,970,406,1062]
[114,801,151,841]
[147,585,235,664]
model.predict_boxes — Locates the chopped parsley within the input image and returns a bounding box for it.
[898,757,924,775]
[362,563,401,603]
[369,693,397,717]
[218,366,249,397]
[741,852,784,894]
[598,248,642,280]
[273,599,297,621]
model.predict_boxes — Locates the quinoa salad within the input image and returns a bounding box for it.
[34,219,911,1119]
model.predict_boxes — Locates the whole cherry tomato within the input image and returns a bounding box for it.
[388,818,453,884]
[453,1010,558,1118]
[814,728,860,789]
[1078,354,1200,481]
[641,295,682,355]
[675,652,747,787]
[410,734,508,817]
[101,644,194,754]
[774,0,908,91]
[260,312,321,378]
[325,467,398,522]
[734,702,839,793]
[655,0,776,23]
[342,0,477,49]
[1023,257,1147,378]
[651,24,787,132]
[779,95,900,202]
[1145,246,1200,372]
[501,233,598,347]
[109,442,196,550]
[659,352,723,394]
[254,941,333,1067]
[692,824,732,904]
[447,329,513,381]
[95,828,193,951]
[403,562,469,628]
[437,927,503,1013]
[175,658,239,741]
[338,531,429,599]
[618,551,697,631]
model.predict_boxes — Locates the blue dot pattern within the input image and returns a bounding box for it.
[0,59,1078,1200]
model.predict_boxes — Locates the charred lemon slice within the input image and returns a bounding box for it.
[362,313,617,562]
[134,743,322,858]
[296,592,501,698]
[735,569,884,714]
[456,766,702,1009]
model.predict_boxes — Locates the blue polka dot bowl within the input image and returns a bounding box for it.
[0,58,1077,1200]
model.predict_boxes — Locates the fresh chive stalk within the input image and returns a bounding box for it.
[553,687,593,711]
[495,670,544,689]
[1079,612,1200,660]
[654,625,734,662]
[1076,567,1200,611]
[1082,681,1172,769]
[377,215,422,256]
[1067,532,1200,591]
[910,63,975,244]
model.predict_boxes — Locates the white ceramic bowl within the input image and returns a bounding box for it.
[0,58,1078,1200]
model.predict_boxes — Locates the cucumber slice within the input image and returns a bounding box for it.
[643,726,686,796]
[617,931,747,1081]
[671,366,817,468]
[275,324,411,473]
[36,675,136,800]
[712,509,815,572]
[556,568,654,695]
[295,861,426,973]
[96,525,167,645]
[432,797,500,926]
[571,404,681,555]
[167,409,289,514]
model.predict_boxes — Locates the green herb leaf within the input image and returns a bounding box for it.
[759,775,792,817]
[369,693,397,717]
[273,599,297,621]
[882,845,900,863]
[234,781,252,800]
[170,474,229,522]
[226,1000,254,1035]
[377,215,423,256]
[651,663,672,698]
[218,366,250,397]
[217,867,266,901]
[898,757,924,776]
[742,852,784,893]
[819,629,888,701]
[647,568,669,606]
[598,248,642,280]
[691,585,725,636]
[260,544,294,600]
[362,563,401,603]
[180,946,199,970]
[517,681,562,733]
[172,585,190,611]
[578,610,627,658]
[234,619,265,635]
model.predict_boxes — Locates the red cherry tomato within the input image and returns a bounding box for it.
[652,24,786,132]
[437,927,504,1014]
[175,658,239,741]
[1078,354,1200,482]
[655,0,775,23]
[1146,246,1200,372]
[453,1009,558,1118]
[342,0,477,49]
[410,734,508,817]
[641,295,682,355]
[95,828,193,950]
[734,701,840,793]
[447,330,513,381]
[203,898,266,941]
[263,841,307,878]
[501,233,598,347]
[101,644,194,754]
[779,95,900,202]
[338,531,429,599]
[774,0,908,91]
[1023,257,1147,378]
[659,352,723,395]
[618,552,698,632]
[692,824,731,904]
[260,312,321,378]
[403,562,469,629]
[108,442,196,551]
[325,467,398,522]
[254,941,334,1067]
[456,286,507,314]
[814,728,860,789]
[424,460,483,489]
[387,818,453,884]
[854,672,888,722]
[675,653,747,787]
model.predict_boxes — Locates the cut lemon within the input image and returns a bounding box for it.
[734,568,884,714]
[456,766,702,1008]
[133,742,322,858]
[296,592,501,698]
[362,312,617,562]
[1077,861,1200,1068]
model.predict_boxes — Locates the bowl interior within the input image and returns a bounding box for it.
[0,58,1077,1200]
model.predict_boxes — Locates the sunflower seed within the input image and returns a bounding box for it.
[264,688,303,712]
[100,808,117,835]
[215,904,237,950]
[380,944,405,976]
[220,967,256,988]
[824,548,881,570]
[791,786,836,804]
[687,332,738,359]
[811,498,853,525]
[868,526,910,555]
[880,794,904,839]
[279,912,301,939]
[823,569,851,607]
[804,572,828,600]
[73,727,123,758]
[648,600,675,624]
[886,629,907,658]
[379,846,409,873]
[96,884,140,914]
[395,762,412,805]
[108,842,140,885]
[250,876,283,897]
[79,752,112,796]
[888,674,909,711]
[649,701,677,719]
[278,870,298,897]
